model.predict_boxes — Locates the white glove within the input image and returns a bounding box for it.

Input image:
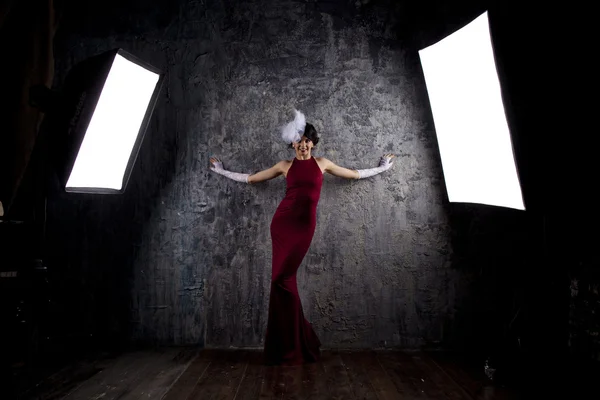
[357,154,395,179]
[209,156,250,183]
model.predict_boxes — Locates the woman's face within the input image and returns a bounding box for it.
[293,135,314,156]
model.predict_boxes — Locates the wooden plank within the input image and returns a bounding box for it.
[375,351,427,399]
[320,350,354,400]
[107,348,181,399]
[18,357,110,400]
[411,352,471,400]
[387,350,450,399]
[427,352,484,399]
[358,351,402,400]
[338,351,378,400]
[105,348,182,400]
[298,359,329,400]
[427,352,517,400]
[62,350,160,400]
[118,346,200,399]
[187,349,250,400]
[35,348,525,400]
[162,349,214,400]
[259,364,283,400]
[279,364,304,400]
[231,350,265,400]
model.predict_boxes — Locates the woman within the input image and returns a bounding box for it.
[209,111,395,365]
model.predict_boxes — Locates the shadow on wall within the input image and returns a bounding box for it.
[387,0,572,367]
[41,0,185,350]
[42,100,182,350]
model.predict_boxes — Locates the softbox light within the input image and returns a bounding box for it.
[55,49,164,194]
[418,12,524,210]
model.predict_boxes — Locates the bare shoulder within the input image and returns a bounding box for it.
[315,156,332,166]
[278,159,293,175]
[314,157,331,173]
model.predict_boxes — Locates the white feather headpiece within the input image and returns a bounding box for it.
[281,109,306,144]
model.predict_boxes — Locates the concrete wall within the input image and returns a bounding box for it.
[47,0,502,348]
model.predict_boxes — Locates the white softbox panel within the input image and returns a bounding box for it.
[419,11,524,210]
[65,52,161,192]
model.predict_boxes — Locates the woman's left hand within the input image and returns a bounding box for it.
[379,154,395,170]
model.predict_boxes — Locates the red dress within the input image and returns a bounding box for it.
[264,156,323,365]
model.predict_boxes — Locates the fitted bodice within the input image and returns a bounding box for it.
[276,157,323,217]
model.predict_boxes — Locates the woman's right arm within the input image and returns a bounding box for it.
[209,157,286,184]
[248,161,286,184]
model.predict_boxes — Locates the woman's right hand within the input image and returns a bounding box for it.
[208,156,250,183]
[209,156,224,172]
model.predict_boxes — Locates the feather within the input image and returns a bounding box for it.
[281,109,306,143]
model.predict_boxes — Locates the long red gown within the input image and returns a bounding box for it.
[264,156,323,365]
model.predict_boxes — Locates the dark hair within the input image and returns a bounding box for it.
[290,123,320,149]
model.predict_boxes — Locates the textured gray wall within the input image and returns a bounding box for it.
[49,0,476,348]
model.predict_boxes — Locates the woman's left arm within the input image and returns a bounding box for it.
[319,157,360,179]
[319,154,395,180]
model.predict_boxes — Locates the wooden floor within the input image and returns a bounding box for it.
[22,348,521,400]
